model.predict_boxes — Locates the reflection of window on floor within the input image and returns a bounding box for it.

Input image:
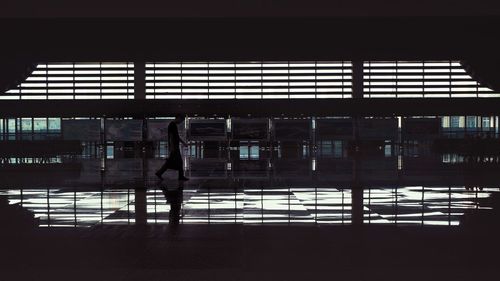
[384,141,392,157]
[188,144,196,157]
[442,115,497,137]
[250,145,259,159]
[403,140,419,156]
[0,157,63,165]
[302,143,309,158]
[21,118,32,140]
[188,143,204,158]
[450,116,464,128]
[154,141,167,159]
[482,117,491,128]
[106,142,114,159]
[319,140,345,158]
[363,187,495,226]
[1,187,496,227]
[442,154,464,164]
[81,142,100,158]
[239,142,259,160]
[8,119,15,140]
[320,141,332,156]
[466,116,477,129]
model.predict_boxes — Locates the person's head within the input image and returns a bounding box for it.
[174,114,185,124]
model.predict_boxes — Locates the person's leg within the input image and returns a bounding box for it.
[177,167,184,178]
[155,159,169,179]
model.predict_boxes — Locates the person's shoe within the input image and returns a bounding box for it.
[178,176,189,181]
[155,171,164,180]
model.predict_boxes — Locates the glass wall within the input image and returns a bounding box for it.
[3,60,495,100]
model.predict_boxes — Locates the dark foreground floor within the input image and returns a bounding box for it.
[3,152,500,280]
[2,223,500,281]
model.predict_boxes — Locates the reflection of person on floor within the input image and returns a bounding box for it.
[155,114,189,181]
[161,182,184,226]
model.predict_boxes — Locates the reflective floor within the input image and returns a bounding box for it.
[2,146,500,280]
[1,185,497,227]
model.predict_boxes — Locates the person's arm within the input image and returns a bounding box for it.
[179,137,188,146]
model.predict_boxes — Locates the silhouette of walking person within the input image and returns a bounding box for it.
[155,114,189,181]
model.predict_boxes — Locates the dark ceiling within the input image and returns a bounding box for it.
[2,0,500,18]
[1,0,500,91]
[1,17,499,62]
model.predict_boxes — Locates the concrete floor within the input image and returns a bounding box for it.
[2,223,499,281]
[2,154,500,280]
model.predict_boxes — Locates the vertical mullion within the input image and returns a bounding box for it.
[368,189,371,224]
[181,62,184,99]
[233,62,236,99]
[448,186,452,226]
[394,186,398,225]
[314,187,317,224]
[208,62,211,99]
[234,186,237,223]
[32,117,34,141]
[45,63,49,99]
[421,186,425,226]
[47,188,51,227]
[341,189,345,224]
[288,186,291,224]
[100,62,103,99]
[73,62,76,99]
[287,61,290,99]
[315,61,318,99]
[154,189,157,224]
[127,188,131,225]
[395,61,399,98]
[100,187,104,224]
[260,62,263,99]
[261,186,264,223]
[74,189,77,227]
[153,63,157,99]
[449,60,452,98]
[367,61,371,98]
[208,186,211,224]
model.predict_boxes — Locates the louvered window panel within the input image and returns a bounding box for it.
[145,61,353,99]
[3,60,499,100]
[3,62,134,100]
[363,61,499,98]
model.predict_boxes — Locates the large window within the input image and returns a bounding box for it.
[146,61,353,99]
[3,63,134,100]
[2,60,499,100]
[363,61,498,98]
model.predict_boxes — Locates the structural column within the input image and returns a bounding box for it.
[351,60,364,226]
[133,62,147,167]
[134,61,146,100]
[135,189,147,225]
[352,61,364,99]
[352,60,364,139]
